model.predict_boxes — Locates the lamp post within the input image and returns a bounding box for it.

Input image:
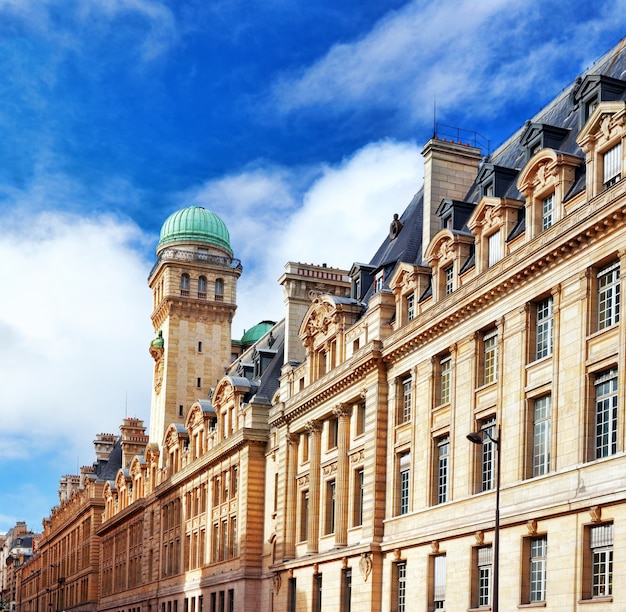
[467,424,501,612]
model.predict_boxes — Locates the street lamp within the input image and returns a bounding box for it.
[467,424,501,612]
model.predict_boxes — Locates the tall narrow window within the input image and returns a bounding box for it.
[328,418,339,449]
[542,193,554,230]
[180,273,190,296]
[436,436,450,504]
[479,419,496,492]
[595,368,618,458]
[483,330,497,385]
[440,355,451,405]
[444,264,454,295]
[342,568,352,612]
[590,523,613,598]
[288,578,297,612]
[603,142,622,188]
[353,468,364,527]
[198,276,207,298]
[325,480,336,534]
[488,230,502,266]
[406,293,415,321]
[396,562,407,612]
[214,278,224,301]
[398,376,412,424]
[398,451,411,515]
[477,546,492,608]
[533,395,551,476]
[313,573,323,612]
[432,554,446,610]
[598,261,620,330]
[535,297,553,360]
[300,490,309,541]
[529,537,547,602]
[355,401,366,436]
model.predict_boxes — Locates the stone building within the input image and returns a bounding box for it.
[14,36,626,612]
[263,39,626,611]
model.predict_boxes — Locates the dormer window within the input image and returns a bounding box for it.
[374,271,384,293]
[487,230,501,267]
[444,264,454,295]
[542,193,555,231]
[603,142,622,188]
[406,294,415,321]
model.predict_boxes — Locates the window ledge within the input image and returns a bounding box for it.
[518,602,546,608]
[578,596,613,604]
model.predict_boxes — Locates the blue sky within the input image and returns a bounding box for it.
[1,0,625,533]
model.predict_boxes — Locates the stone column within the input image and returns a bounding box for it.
[284,432,299,559]
[334,403,352,546]
[306,420,323,554]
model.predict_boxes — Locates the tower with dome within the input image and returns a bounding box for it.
[147,205,242,449]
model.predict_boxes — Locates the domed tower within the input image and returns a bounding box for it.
[148,205,242,447]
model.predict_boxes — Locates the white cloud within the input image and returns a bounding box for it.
[0,210,154,464]
[186,140,423,337]
[269,0,626,126]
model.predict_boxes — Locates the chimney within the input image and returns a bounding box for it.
[120,417,149,469]
[278,262,350,365]
[421,138,482,258]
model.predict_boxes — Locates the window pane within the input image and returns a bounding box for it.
[533,395,551,476]
[595,369,618,458]
[483,332,497,385]
[598,262,620,330]
[542,193,554,230]
[488,230,501,266]
[603,142,622,188]
[437,437,449,504]
[535,297,553,359]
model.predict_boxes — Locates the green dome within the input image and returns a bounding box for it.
[157,206,232,254]
[241,321,276,345]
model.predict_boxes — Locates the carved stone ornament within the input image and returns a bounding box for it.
[333,403,353,419]
[287,432,299,446]
[305,299,337,337]
[393,548,402,561]
[305,420,323,436]
[359,553,372,582]
[431,540,440,554]
[273,572,281,594]
[589,505,602,523]
[474,530,484,545]
[526,519,538,535]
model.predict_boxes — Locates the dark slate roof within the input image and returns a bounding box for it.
[225,319,285,406]
[356,39,626,304]
[94,437,122,482]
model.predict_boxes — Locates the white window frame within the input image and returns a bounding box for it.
[603,141,622,188]
[598,261,620,330]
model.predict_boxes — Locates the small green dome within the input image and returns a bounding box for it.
[157,206,232,254]
[241,321,276,345]
[150,330,164,349]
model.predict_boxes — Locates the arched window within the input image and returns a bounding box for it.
[215,278,224,301]
[180,273,190,296]
[198,276,207,298]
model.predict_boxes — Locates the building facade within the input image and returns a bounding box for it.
[15,37,626,612]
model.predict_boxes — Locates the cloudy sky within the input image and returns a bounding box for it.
[1,0,625,533]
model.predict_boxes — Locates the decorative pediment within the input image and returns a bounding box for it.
[213,378,236,408]
[517,149,582,199]
[301,297,338,339]
[424,229,471,266]
[388,263,418,295]
[163,423,188,450]
[114,469,131,491]
[577,101,626,152]
[129,456,145,479]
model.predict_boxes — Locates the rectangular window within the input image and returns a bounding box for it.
[399,376,412,424]
[483,330,497,386]
[374,271,384,293]
[355,401,366,436]
[477,546,492,607]
[325,480,336,534]
[398,451,411,515]
[406,293,415,321]
[595,368,618,458]
[591,523,613,598]
[488,230,502,267]
[603,142,622,188]
[396,562,407,612]
[479,419,496,492]
[432,554,446,610]
[533,395,551,476]
[542,193,554,230]
[353,468,364,527]
[436,436,450,504]
[440,355,452,405]
[598,261,620,330]
[444,264,454,295]
[342,568,352,612]
[288,578,297,612]
[529,536,547,602]
[328,418,339,449]
[300,490,309,541]
[535,297,553,360]
[313,573,322,612]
